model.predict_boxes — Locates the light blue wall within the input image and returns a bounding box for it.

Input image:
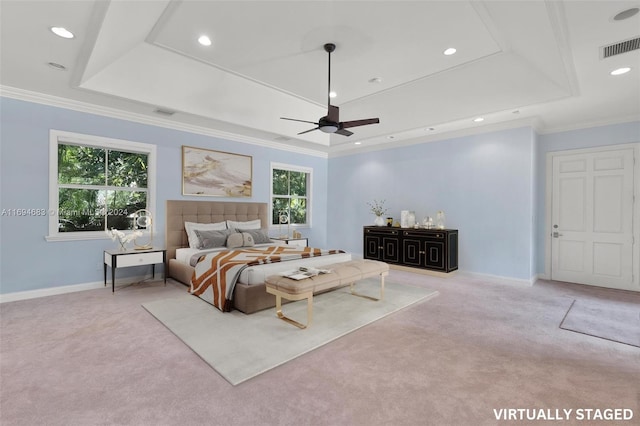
[0,97,328,294]
[2,95,637,295]
[327,127,537,280]
[326,121,639,281]
[534,121,640,274]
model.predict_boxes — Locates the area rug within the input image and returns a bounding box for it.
[142,279,438,385]
[559,299,640,348]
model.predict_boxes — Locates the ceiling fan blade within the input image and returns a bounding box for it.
[335,128,353,137]
[327,105,339,122]
[281,117,320,125]
[340,118,380,129]
[298,127,320,135]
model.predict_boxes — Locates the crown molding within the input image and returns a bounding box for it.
[3,85,637,159]
[537,114,640,135]
[328,116,542,158]
[0,85,329,158]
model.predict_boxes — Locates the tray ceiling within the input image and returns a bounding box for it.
[1,1,638,155]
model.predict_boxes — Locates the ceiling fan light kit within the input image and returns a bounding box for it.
[319,124,339,133]
[280,43,380,138]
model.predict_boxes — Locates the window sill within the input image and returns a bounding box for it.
[45,233,111,242]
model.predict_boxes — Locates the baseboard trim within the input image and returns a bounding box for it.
[0,274,161,303]
[389,264,457,278]
[457,271,536,286]
[374,262,536,285]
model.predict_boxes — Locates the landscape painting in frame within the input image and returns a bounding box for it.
[182,146,252,197]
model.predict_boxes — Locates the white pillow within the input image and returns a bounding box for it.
[185,221,227,249]
[226,219,261,230]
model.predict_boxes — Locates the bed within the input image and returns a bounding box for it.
[165,200,352,314]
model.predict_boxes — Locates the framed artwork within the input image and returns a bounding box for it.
[182,145,252,197]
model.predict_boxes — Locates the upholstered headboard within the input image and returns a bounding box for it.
[165,200,269,260]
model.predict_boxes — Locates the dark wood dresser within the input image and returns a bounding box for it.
[363,226,458,274]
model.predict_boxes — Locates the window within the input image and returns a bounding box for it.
[47,130,156,241]
[271,163,312,228]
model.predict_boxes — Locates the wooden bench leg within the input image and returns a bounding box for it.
[268,287,313,329]
[350,272,386,301]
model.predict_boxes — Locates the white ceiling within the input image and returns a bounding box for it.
[1,0,639,156]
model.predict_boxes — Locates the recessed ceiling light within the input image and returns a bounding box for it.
[387,135,395,140]
[473,117,484,122]
[198,35,212,46]
[427,127,435,131]
[512,110,520,114]
[443,47,457,56]
[47,62,67,71]
[354,142,362,145]
[50,27,74,39]
[613,8,639,21]
[610,67,631,76]
[368,77,382,83]
[329,91,337,98]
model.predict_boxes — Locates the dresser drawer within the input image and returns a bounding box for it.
[115,251,164,267]
[285,238,308,247]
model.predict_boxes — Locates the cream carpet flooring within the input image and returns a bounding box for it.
[560,298,640,348]
[1,272,639,426]
[142,279,438,385]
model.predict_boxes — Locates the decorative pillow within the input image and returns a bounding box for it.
[194,229,232,249]
[226,232,256,248]
[226,233,243,249]
[185,221,227,249]
[237,228,272,244]
[226,219,261,230]
[241,232,255,247]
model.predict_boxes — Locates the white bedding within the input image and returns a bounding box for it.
[175,245,352,285]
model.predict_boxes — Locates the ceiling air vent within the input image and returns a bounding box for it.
[153,108,175,116]
[601,37,640,58]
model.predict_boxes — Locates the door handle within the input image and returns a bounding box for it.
[553,232,563,238]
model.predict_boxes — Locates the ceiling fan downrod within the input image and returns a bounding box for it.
[324,43,336,110]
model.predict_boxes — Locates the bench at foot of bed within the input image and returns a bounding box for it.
[264,259,389,329]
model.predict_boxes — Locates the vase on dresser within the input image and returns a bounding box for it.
[374,215,385,226]
[436,210,446,229]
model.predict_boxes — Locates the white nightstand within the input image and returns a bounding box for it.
[103,247,166,292]
[274,237,309,247]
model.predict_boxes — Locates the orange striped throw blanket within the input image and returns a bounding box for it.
[190,246,344,311]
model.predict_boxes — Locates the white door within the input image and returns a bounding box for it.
[551,148,636,291]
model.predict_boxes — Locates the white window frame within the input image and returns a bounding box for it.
[270,162,312,229]
[46,130,157,242]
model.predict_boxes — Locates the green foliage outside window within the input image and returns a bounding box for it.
[58,145,105,185]
[57,144,148,232]
[272,168,308,225]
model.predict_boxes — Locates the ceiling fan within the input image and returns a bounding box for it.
[280,43,380,137]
